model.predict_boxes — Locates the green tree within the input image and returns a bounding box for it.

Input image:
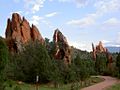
[49,60,64,87]
[95,53,107,75]
[0,37,8,90]
[73,54,90,81]
[7,41,52,83]
[116,52,120,77]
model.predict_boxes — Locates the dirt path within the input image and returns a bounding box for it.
[81,76,119,90]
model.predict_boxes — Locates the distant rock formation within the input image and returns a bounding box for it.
[92,41,107,60]
[53,29,71,64]
[92,41,113,67]
[5,13,44,52]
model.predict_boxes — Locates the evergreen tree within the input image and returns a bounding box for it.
[74,54,90,81]
[95,53,107,75]
[8,41,52,83]
[116,52,120,77]
[0,37,8,90]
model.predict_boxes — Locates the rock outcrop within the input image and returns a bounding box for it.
[92,41,113,67]
[92,41,107,60]
[53,29,71,64]
[5,13,44,52]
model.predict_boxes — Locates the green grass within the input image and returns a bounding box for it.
[107,83,120,90]
[5,76,104,90]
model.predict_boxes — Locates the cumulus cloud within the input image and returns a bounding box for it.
[67,0,120,28]
[30,15,55,30]
[69,41,92,52]
[45,12,58,17]
[100,18,120,30]
[66,16,95,28]
[94,0,120,16]
[23,0,46,13]
[30,15,44,26]
[103,18,120,26]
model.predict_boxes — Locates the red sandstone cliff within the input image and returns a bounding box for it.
[5,13,44,52]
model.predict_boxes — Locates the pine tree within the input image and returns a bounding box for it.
[0,37,8,90]
[116,52,120,77]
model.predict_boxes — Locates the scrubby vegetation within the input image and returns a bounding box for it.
[0,37,120,90]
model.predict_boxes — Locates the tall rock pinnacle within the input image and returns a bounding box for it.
[53,29,71,64]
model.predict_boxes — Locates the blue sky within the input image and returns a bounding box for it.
[0,0,120,51]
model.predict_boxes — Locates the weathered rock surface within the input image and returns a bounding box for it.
[92,41,113,67]
[92,41,107,60]
[53,29,71,64]
[5,13,44,52]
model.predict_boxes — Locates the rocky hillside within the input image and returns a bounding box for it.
[4,13,71,64]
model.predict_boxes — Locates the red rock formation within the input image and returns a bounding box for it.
[31,24,44,43]
[92,41,107,60]
[92,41,107,55]
[96,41,107,53]
[5,13,44,52]
[53,29,71,64]
[92,41,113,67]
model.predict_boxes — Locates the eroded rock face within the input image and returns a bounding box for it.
[5,13,44,52]
[53,29,71,64]
[92,41,113,67]
[92,41,107,60]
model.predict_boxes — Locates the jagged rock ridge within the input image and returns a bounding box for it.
[5,13,44,52]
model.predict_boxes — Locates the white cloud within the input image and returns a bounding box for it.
[94,0,120,16]
[67,0,120,28]
[100,18,120,30]
[110,44,120,47]
[30,15,55,29]
[58,0,89,7]
[67,16,95,28]
[45,12,58,17]
[41,20,55,29]
[30,15,44,26]
[103,18,120,26]
[69,41,92,52]
[106,32,120,47]
[116,32,120,44]
[101,40,111,44]
[75,0,89,8]
[23,0,46,13]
